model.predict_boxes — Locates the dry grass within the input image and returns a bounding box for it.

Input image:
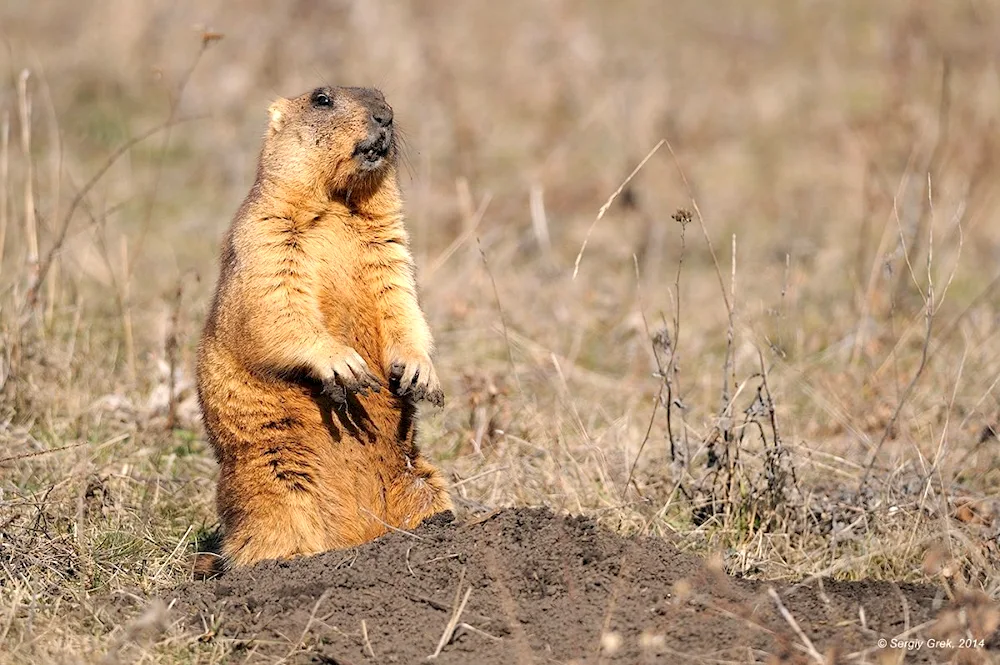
[1,0,1000,662]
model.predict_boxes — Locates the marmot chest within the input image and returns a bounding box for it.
[296,226,388,360]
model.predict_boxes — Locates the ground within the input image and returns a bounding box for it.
[2,1,1000,664]
[157,509,990,664]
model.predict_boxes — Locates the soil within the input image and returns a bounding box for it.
[165,508,998,664]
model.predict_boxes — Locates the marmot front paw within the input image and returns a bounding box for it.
[323,348,382,403]
[388,354,444,407]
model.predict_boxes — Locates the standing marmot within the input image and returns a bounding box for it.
[196,86,452,569]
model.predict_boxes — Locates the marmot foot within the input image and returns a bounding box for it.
[389,354,444,406]
[323,347,382,403]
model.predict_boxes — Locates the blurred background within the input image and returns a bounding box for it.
[1,0,1000,591]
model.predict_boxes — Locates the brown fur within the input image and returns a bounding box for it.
[196,86,452,569]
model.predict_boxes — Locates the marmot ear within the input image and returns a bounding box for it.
[267,98,290,135]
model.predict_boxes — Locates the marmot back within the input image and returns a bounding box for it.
[196,85,451,569]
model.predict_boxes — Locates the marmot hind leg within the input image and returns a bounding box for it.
[218,493,330,568]
[385,456,453,530]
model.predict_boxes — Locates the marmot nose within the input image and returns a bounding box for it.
[372,105,393,128]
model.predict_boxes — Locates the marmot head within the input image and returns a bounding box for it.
[262,86,398,204]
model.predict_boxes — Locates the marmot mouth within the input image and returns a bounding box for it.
[354,130,392,170]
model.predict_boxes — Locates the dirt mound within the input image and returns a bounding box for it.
[166,509,989,664]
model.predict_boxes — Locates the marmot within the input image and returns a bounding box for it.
[196,85,452,569]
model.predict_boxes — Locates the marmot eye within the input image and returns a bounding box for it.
[311,90,332,107]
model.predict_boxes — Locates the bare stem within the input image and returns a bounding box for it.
[17,71,38,299]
